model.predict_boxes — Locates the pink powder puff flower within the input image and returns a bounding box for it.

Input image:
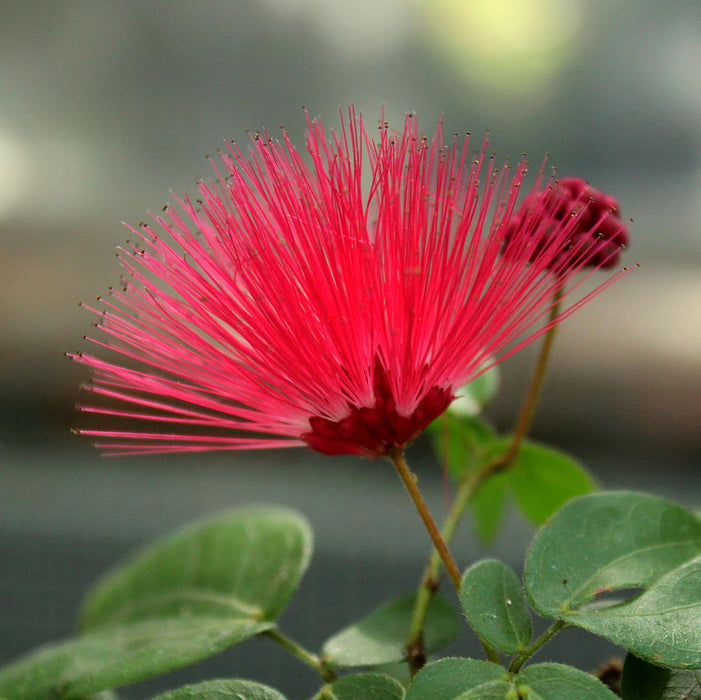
[71,108,629,458]
[503,176,629,271]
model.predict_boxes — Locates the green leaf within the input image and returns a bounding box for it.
[470,470,508,544]
[408,661,618,699]
[470,438,593,542]
[449,366,500,417]
[524,492,701,617]
[507,441,595,526]
[0,618,272,700]
[149,678,288,699]
[621,654,672,700]
[562,555,701,669]
[405,657,509,699]
[427,410,510,542]
[81,506,313,629]
[322,594,459,667]
[370,661,411,685]
[514,662,619,698]
[460,559,532,654]
[621,654,701,700]
[321,673,406,699]
[428,413,500,481]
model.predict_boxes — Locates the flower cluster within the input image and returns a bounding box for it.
[73,108,628,457]
[503,176,629,271]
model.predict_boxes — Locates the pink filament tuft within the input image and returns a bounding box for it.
[73,108,631,456]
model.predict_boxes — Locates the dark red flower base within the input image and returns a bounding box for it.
[301,362,453,457]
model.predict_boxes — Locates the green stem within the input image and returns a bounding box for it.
[406,466,501,669]
[264,628,336,683]
[406,290,564,672]
[390,446,496,673]
[388,446,463,592]
[509,620,567,673]
[493,290,562,470]
[406,470,477,642]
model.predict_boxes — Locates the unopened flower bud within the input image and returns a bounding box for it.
[504,177,629,271]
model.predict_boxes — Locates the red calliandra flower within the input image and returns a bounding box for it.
[71,108,629,457]
[503,176,629,271]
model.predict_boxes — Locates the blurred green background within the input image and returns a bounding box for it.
[1,1,700,697]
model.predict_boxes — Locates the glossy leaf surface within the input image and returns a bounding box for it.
[406,657,509,699]
[81,506,313,628]
[525,492,701,617]
[321,673,406,699]
[406,659,618,699]
[563,556,701,669]
[0,618,272,700]
[460,559,532,654]
[149,679,288,699]
[322,594,459,667]
[514,663,619,699]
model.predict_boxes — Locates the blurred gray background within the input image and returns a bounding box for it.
[1,1,700,697]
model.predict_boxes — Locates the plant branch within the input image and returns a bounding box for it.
[388,447,462,591]
[493,289,563,470]
[264,628,336,683]
[508,620,567,673]
[405,289,565,672]
[407,468,477,642]
[406,465,502,669]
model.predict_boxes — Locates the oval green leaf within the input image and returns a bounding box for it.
[321,673,405,699]
[461,559,532,654]
[0,618,272,700]
[562,555,701,669]
[149,678,288,699]
[524,492,701,617]
[507,440,595,526]
[429,413,500,481]
[515,662,619,698]
[621,654,701,700]
[322,594,459,667]
[406,657,509,699]
[471,471,508,544]
[81,506,313,629]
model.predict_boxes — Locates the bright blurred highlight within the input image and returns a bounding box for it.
[418,0,584,94]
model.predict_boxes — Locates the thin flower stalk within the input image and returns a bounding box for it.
[405,181,631,667]
[264,629,337,683]
[388,447,462,591]
[489,289,562,471]
[406,462,502,671]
